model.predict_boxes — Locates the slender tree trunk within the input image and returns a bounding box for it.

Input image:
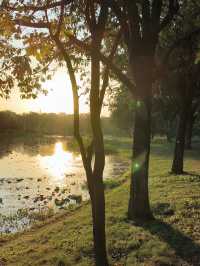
[90,177,108,266]
[171,103,190,174]
[88,154,108,266]
[128,58,154,221]
[54,31,109,265]
[89,46,108,266]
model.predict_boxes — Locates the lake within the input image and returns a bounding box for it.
[0,136,129,233]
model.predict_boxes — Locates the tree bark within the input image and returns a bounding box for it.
[128,57,154,222]
[90,177,108,266]
[128,98,153,221]
[89,45,108,266]
[171,103,190,174]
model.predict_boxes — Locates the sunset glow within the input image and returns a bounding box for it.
[0,69,89,114]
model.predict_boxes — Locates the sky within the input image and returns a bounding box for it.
[0,3,110,116]
[0,69,89,114]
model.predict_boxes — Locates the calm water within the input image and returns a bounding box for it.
[0,137,129,221]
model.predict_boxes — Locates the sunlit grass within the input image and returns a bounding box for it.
[0,138,200,265]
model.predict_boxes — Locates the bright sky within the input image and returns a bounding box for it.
[0,69,89,114]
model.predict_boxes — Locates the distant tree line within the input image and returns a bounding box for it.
[0,111,118,137]
[2,107,200,142]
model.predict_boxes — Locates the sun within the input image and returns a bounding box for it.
[32,69,74,113]
[29,68,89,114]
[0,68,89,114]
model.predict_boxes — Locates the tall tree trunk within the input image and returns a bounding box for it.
[171,103,190,174]
[90,177,108,266]
[54,20,109,265]
[56,37,108,266]
[128,96,153,221]
[89,47,108,266]
[128,57,154,222]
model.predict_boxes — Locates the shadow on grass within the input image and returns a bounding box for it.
[143,219,200,265]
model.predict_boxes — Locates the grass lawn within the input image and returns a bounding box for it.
[0,138,200,266]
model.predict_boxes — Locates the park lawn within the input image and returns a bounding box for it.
[0,139,200,266]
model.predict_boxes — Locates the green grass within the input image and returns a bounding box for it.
[62,135,133,155]
[1,138,200,266]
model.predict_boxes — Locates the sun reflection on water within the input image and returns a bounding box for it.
[39,142,79,183]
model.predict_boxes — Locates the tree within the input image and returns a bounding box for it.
[1,1,121,265]
[108,0,179,221]
[40,0,180,221]
[173,63,200,173]
[160,0,200,174]
[159,43,200,174]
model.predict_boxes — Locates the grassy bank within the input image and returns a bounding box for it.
[0,139,200,266]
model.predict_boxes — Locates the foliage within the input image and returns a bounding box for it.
[0,14,50,99]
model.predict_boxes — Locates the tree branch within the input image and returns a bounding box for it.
[97,0,108,35]
[108,0,129,42]
[99,29,122,109]
[53,36,91,174]
[55,0,65,38]
[13,19,48,29]
[12,14,135,94]
[126,0,141,44]
[151,0,163,32]
[159,0,179,31]
[66,33,135,93]
[2,0,72,12]
[142,0,151,37]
